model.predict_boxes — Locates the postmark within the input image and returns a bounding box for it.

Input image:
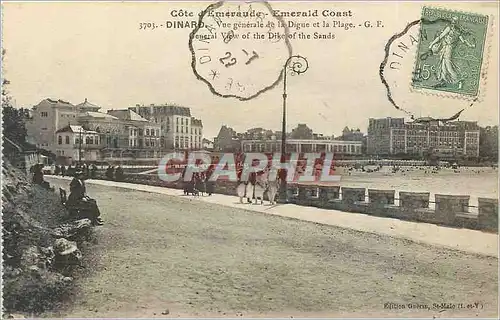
[188,1,293,101]
[411,7,489,97]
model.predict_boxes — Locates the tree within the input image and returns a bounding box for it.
[2,49,28,144]
[479,125,499,161]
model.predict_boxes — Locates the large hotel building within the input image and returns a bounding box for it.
[130,104,203,150]
[26,99,203,163]
[367,117,480,158]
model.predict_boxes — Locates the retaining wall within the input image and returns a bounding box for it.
[89,172,498,233]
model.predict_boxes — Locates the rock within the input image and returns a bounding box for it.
[62,276,73,284]
[54,238,78,256]
[6,313,26,319]
[39,246,55,269]
[52,219,92,240]
[53,238,82,269]
[20,246,42,268]
[161,309,170,315]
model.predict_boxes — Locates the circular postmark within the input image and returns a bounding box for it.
[189,1,293,101]
[379,8,490,121]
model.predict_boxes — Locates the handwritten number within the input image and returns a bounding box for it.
[242,49,259,65]
[245,50,259,65]
[219,52,237,67]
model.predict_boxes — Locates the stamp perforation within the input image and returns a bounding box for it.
[409,5,493,107]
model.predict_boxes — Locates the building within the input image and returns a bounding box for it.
[26,98,79,149]
[202,138,214,150]
[106,109,161,157]
[340,127,364,141]
[26,98,165,162]
[367,117,480,159]
[214,125,241,152]
[241,138,362,155]
[190,118,203,150]
[54,125,101,162]
[3,137,39,173]
[130,104,203,150]
[290,124,313,139]
[214,124,362,155]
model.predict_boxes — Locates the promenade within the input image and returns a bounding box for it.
[44,176,499,318]
[47,176,498,257]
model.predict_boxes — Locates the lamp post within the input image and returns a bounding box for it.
[78,128,83,164]
[279,55,309,203]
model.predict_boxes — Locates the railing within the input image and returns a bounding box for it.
[285,184,497,232]
[68,171,498,233]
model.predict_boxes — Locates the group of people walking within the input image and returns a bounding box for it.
[181,165,215,196]
[105,165,124,181]
[54,163,98,179]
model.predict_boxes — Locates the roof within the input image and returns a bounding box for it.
[3,137,38,152]
[55,124,98,134]
[132,104,192,117]
[45,98,73,106]
[191,117,203,127]
[81,111,118,120]
[107,109,148,122]
[76,98,100,111]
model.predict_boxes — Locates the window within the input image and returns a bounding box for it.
[146,129,150,135]
[58,136,62,145]
[65,136,70,144]
[41,112,48,117]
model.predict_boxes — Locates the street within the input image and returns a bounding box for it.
[45,179,498,318]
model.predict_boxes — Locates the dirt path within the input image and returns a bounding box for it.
[45,180,498,318]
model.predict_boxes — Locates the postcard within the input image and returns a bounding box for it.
[1,1,498,318]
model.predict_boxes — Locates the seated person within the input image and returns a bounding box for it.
[67,170,104,226]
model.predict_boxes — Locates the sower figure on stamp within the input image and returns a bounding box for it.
[428,16,475,89]
[67,169,104,226]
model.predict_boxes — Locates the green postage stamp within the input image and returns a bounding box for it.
[412,7,489,97]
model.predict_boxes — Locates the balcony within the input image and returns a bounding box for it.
[73,144,104,150]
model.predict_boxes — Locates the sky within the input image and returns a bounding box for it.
[2,1,499,139]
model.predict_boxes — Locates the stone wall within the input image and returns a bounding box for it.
[91,173,498,233]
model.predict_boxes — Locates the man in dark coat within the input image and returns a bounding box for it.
[115,166,124,181]
[247,170,257,203]
[205,165,215,196]
[32,164,44,184]
[90,163,98,179]
[105,165,114,180]
[68,170,104,226]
